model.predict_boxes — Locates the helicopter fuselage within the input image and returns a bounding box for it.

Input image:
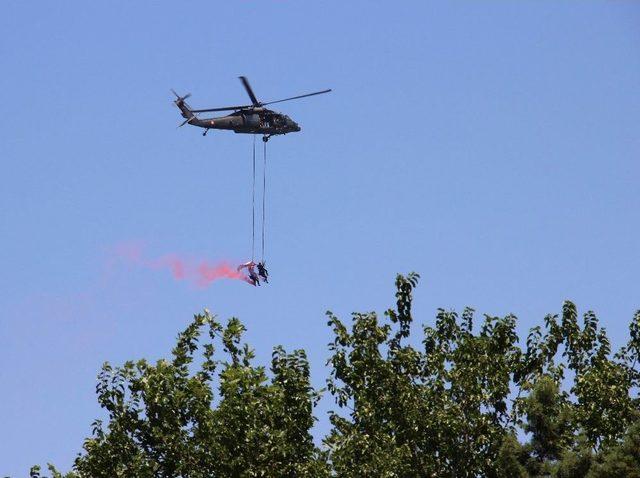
[188,108,301,136]
[173,76,329,139]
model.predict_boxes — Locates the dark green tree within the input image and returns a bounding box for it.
[555,438,593,478]
[587,422,640,477]
[520,375,573,475]
[495,434,528,478]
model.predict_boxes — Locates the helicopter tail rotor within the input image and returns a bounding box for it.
[172,89,197,127]
[171,89,192,104]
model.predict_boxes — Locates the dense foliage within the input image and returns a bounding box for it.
[27,274,640,477]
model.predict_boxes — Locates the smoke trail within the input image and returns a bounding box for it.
[113,242,249,287]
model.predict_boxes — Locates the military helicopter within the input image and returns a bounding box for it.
[172,76,331,141]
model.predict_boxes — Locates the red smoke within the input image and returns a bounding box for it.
[113,242,249,287]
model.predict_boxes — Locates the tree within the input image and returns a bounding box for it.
[520,375,573,475]
[587,421,640,477]
[324,275,640,477]
[495,434,527,478]
[325,273,523,477]
[66,312,327,477]
[25,275,640,477]
[554,438,593,478]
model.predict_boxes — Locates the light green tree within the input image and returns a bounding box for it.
[35,312,328,478]
[25,276,640,477]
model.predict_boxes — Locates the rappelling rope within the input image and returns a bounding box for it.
[261,140,267,263]
[251,134,256,263]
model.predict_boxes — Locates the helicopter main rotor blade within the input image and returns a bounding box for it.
[239,76,260,106]
[261,89,332,106]
[191,104,253,113]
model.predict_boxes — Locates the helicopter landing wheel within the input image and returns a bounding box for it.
[203,129,209,137]
[262,135,270,143]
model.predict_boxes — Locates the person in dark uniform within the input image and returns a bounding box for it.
[257,262,269,283]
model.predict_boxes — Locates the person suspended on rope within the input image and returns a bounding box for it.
[238,260,260,286]
[242,136,268,288]
[248,269,260,286]
[257,261,269,283]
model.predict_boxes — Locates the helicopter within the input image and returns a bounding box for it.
[172,76,331,141]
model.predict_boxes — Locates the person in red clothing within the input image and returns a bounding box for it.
[238,261,260,286]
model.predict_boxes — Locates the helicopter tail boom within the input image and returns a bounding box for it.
[172,89,198,126]
[176,99,193,119]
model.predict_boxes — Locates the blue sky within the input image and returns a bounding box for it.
[1,1,639,474]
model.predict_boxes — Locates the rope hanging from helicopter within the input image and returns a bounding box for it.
[261,139,267,263]
[250,135,268,265]
[251,134,256,263]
